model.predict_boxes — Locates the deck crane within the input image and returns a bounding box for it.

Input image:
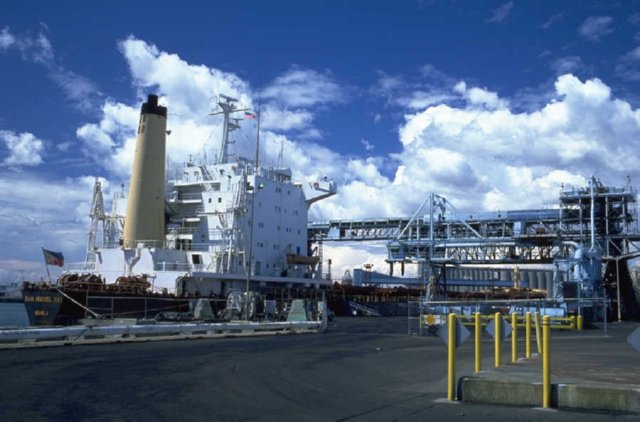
[85,178,106,269]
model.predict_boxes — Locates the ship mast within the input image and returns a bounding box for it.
[209,94,250,164]
[254,102,261,167]
[245,105,261,319]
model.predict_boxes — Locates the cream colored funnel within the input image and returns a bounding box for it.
[123,94,167,248]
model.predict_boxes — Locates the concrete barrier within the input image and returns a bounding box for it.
[557,383,640,413]
[460,375,640,414]
[460,376,543,407]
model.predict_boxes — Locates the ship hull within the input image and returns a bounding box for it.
[22,286,224,326]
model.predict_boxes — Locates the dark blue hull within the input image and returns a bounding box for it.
[21,286,223,326]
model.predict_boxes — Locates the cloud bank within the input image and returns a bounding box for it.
[335,73,640,219]
[4,33,640,282]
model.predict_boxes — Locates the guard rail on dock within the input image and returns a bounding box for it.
[422,314,580,330]
[0,319,325,349]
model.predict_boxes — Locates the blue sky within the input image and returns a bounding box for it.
[2,1,640,281]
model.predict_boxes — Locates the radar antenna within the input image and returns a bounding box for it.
[209,95,250,164]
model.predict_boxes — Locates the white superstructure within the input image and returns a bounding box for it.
[84,94,336,296]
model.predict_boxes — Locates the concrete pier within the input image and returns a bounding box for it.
[0,318,637,420]
[459,321,640,414]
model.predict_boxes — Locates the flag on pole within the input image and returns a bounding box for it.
[43,248,64,267]
[244,111,256,120]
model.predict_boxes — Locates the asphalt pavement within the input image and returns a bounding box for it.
[0,317,637,421]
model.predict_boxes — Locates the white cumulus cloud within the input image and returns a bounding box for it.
[454,81,508,110]
[78,38,348,183]
[317,73,640,231]
[119,37,252,119]
[0,130,45,167]
[261,67,345,108]
[260,105,314,132]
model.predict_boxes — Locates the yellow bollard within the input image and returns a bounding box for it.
[525,312,531,358]
[570,315,576,331]
[577,314,583,331]
[534,311,542,355]
[475,312,481,373]
[511,312,518,363]
[448,313,456,401]
[494,312,501,368]
[542,315,551,408]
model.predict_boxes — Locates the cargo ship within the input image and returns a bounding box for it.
[21,94,584,326]
[23,94,337,326]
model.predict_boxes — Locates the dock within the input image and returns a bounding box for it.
[0,317,637,420]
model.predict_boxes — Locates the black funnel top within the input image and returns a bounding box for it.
[140,94,167,118]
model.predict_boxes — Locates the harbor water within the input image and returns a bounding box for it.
[0,302,29,328]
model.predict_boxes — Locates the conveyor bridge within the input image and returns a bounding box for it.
[308,178,640,317]
[309,179,640,265]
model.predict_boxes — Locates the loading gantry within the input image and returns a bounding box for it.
[309,177,640,318]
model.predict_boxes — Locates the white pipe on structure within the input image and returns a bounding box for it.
[590,176,596,251]
[124,95,167,249]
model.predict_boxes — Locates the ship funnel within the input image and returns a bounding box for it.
[123,94,167,249]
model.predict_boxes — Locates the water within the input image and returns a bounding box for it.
[0,302,29,328]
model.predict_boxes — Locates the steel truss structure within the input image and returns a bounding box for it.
[309,178,640,316]
[310,178,640,266]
